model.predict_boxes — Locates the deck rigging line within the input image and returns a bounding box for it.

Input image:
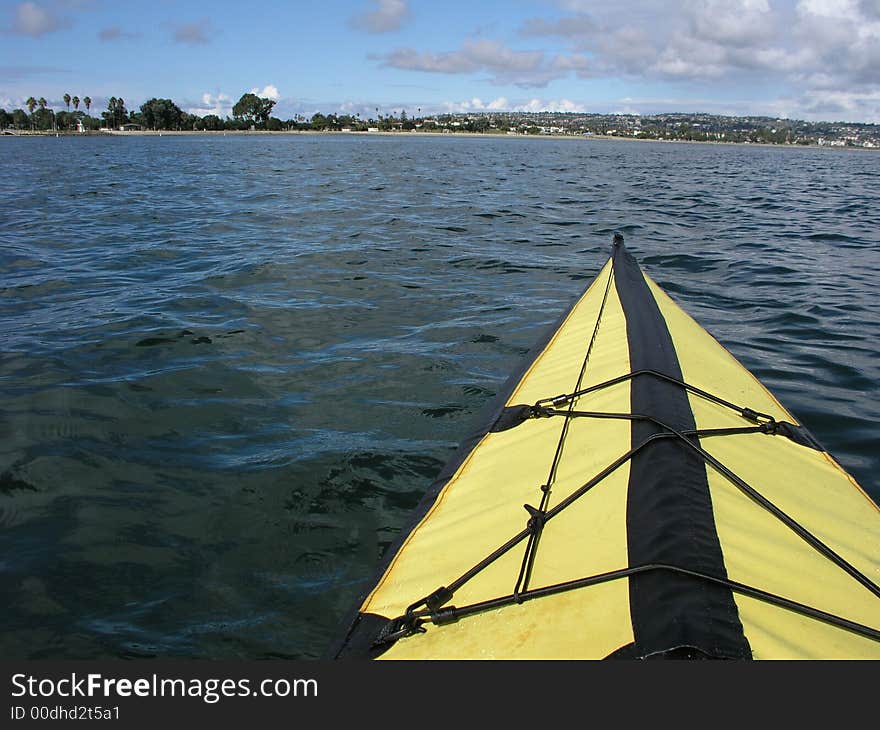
[514,252,616,601]
[373,370,880,651]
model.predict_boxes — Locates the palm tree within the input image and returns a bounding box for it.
[72,96,80,111]
[83,96,91,116]
[37,97,53,131]
[26,96,36,130]
[64,93,71,111]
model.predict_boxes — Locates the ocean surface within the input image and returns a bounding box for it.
[1,133,877,659]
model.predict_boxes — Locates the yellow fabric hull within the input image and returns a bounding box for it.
[334,237,880,660]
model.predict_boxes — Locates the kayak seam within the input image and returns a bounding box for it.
[358,431,493,613]
[819,449,880,514]
[642,274,797,424]
[506,259,613,407]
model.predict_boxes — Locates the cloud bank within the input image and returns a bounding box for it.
[378,38,578,88]
[375,0,880,120]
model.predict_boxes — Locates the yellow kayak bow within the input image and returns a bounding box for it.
[334,235,880,659]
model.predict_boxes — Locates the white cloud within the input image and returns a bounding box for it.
[170,18,212,45]
[10,1,71,37]
[442,96,586,113]
[860,0,880,18]
[796,88,880,120]
[442,97,493,112]
[379,38,567,87]
[350,0,410,33]
[187,92,232,117]
[520,13,597,39]
[552,52,591,75]
[797,0,860,19]
[791,0,880,91]
[517,98,586,113]
[687,0,774,48]
[250,85,279,100]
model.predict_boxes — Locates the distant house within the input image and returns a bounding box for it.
[119,123,142,132]
[76,120,86,133]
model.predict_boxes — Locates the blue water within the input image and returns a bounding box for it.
[1,134,878,658]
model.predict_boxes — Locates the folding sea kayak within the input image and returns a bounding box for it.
[334,234,880,660]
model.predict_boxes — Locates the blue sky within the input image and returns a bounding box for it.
[3,0,880,122]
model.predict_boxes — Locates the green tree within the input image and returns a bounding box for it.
[0,109,10,129]
[104,97,129,128]
[139,98,184,130]
[83,96,91,116]
[470,117,489,133]
[35,97,52,130]
[232,92,276,128]
[33,107,54,130]
[59,110,84,131]
[202,114,222,131]
[12,109,29,129]
[63,93,71,111]
[80,115,100,131]
[26,97,37,129]
[72,95,80,111]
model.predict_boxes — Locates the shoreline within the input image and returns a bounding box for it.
[2,128,873,151]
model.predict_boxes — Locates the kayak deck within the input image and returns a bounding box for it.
[334,235,880,659]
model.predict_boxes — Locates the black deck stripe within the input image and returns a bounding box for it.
[612,241,751,659]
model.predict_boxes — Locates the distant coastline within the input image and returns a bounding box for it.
[4,92,877,148]
[3,127,876,151]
